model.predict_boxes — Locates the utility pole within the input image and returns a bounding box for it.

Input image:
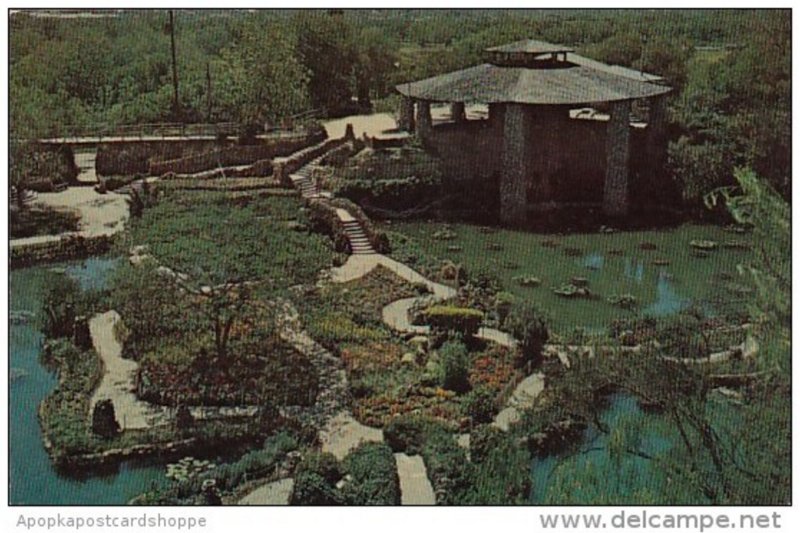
[168,10,180,121]
[206,62,212,122]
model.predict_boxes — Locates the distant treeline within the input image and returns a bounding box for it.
[10,9,790,200]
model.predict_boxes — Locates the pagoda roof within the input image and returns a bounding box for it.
[397,40,671,105]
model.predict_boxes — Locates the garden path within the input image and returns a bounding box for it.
[11,187,129,249]
[319,412,384,461]
[89,310,169,429]
[238,478,294,505]
[394,453,436,505]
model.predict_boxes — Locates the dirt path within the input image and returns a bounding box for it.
[11,187,129,249]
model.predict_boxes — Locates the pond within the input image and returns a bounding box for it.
[529,393,740,504]
[9,258,166,505]
[390,223,751,331]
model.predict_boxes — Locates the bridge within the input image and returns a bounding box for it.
[31,110,322,147]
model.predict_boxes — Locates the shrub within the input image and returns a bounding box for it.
[341,443,400,505]
[420,427,470,504]
[469,424,504,464]
[384,414,439,455]
[295,451,342,485]
[423,306,484,338]
[503,302,550,366]
[462,436,531,504]
[463,387,498,425]
[291,471,342,505]
[91,399,120,438]
[439,339,471,393]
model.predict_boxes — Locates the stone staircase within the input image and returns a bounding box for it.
[289,155,326,199]
[341,218,375,255]
[290,153,376,256]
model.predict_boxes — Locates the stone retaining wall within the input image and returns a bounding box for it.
[149,132,325,176]
[11,234,114,268]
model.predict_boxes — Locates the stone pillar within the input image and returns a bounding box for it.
[646,95,668,170]
[399,96,415,132]
[451,102,466,123]
[603,100,632,217]
[416,100,433,141]
[500,103,531,226]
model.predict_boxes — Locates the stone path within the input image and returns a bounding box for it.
[89,311,168,429]
[492,372,546,431]
[11,187,129,249]
[320,412,384,461]
[394,453,436,505]
[238,478,294,505]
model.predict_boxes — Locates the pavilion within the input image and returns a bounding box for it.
[396,39,672,224]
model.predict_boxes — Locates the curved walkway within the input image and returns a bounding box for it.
[238,478,294,506]
[89,311,168,429]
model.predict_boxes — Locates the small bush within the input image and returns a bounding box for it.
[503,302,550,367]
[341,442,400,505]
[423,306,484,338]
[420,427,470,504]
[384,415,439,455]
[439,339,471,393]
[295,451,342,485]
[291,472,342,505]
[91,399,120,438]
[463,387,498,424]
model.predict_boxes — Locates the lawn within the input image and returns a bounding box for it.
[388,222,753,332]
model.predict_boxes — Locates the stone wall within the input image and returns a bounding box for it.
[11,234,114,268]
[148,132,325,176]
[424,104,655,217]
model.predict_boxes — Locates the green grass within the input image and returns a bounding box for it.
[389,222,753,332]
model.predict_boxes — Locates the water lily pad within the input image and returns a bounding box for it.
[652,258,670,266]
[690,239,718,251]
[607,294,638,309]
[514,276,542,287]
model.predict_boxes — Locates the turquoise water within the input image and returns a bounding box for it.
[9,258,166,505]
[530,393,740,504]
[530,394,677,504]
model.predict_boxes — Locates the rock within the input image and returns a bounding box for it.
[401,352,417,365]
[409,336,429,353]
[639,241,658,250]
[130,245,149,256]
[570,277,589,288]
[652,258,670,266]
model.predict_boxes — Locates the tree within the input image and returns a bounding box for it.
[92,399,120,438]
[503,301,549,367]
[216,18,309,126]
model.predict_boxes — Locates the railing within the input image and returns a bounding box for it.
[34,111,324,143]
[37,122,240,142]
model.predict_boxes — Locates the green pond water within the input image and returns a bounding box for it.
[393,223,751,331]
[9,258,166,505]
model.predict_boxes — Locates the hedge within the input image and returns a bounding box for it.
[423,306,484,338]
[341,442,401,505]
